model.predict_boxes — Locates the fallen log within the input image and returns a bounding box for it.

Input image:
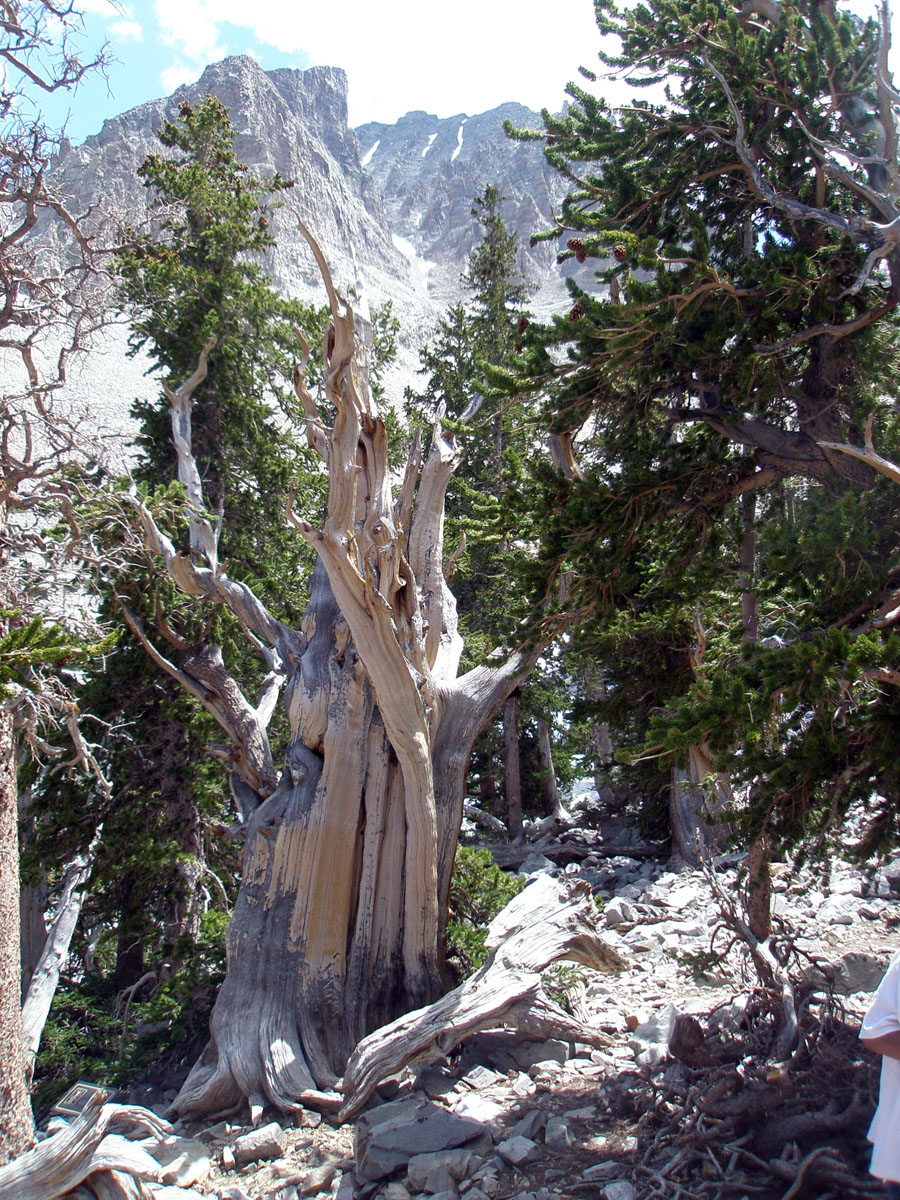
[485,840,665,869]
[338,876,627,1121]
[0,1095,168,1200]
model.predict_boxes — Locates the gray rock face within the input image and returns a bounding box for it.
[356,102,585,314]
[355,1097,485,1183]
[43,54,581,438]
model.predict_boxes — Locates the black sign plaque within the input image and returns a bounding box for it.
[50,1081,112,1117]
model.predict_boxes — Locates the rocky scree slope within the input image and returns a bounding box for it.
[89,816,898,1200]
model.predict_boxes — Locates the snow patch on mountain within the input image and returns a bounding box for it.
[451,118,468,162]
[421,133,438,158]
[391,232,436,292]
[360,138,380,167]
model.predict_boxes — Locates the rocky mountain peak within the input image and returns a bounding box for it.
[36,55,588,432]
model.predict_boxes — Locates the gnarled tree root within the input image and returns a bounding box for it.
[0,1094,170,1200]
[338,876,627,1121]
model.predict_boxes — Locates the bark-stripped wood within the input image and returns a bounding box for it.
[338,876,627,1121]
[21,837,97,1071]
[126,224,555,1119]
[0,1095,168,1200]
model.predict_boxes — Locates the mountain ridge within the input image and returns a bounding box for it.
[32,54,584,435]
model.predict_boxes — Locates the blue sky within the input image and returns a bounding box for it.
[44,0,606,143]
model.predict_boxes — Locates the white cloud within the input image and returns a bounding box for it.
[110,19,143,39]
[147,0,604,125]
[77,0,123,13]
[160,59,202,92]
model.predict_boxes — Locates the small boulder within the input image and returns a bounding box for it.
[232,1121,287,1167]
[603,1183,635,1200]
[150,1136,211,1188]
[406,1148,473,1191]
[355,1097,484,1183]
[496,1135,541,1167]
[507,1111,545,1141]
[544,1116,574,1151]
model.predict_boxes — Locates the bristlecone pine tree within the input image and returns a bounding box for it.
[120,173,553,1113]
[506,0,900,863]
[27,98,329,1014]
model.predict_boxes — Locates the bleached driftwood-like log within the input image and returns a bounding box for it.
[0,1095,168,1200]
[338,876,627,1121]
[22,837,98,1071]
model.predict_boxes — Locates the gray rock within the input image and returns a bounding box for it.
[381,1186,412,1200]
[517,853,555,876]
[817,895,856,924]
[462,1065,501,1088]
[150,1136,211,1188]
[582,1162,621,1181]
[510,1072,536,1098]
[221,1145,236,1170]
[496,1135,541,1166]
[507,1110,546,1141]
[214,1187,252,1200]
[543,1116,574,1151]
[604,897,636,927]
[355,1097,485,1183]
[296,1163,338,1195]
[508,1039,569,1069]
[415,1064,457,1098]
[151,1189,207,1200]
[451,1094,505,1123]
[423,1166,458,1194]
[333,1174,355,1200]
[628,1002,681,1066]
[232,1121,287,1167]
[603,1184,635,1200]
[833,951,889,994]
[406,1148,473,1190]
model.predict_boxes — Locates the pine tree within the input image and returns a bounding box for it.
[28,98,328,1071]
[407,187,574,832]
[506,0,900,861]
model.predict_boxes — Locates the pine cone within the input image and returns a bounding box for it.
[567,237,588,264]
[613,244,628,261]
[514,343,523,355]
[517,316,529,333]
[568,302,587,322]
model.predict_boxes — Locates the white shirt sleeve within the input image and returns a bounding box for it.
[862,950,900,1040]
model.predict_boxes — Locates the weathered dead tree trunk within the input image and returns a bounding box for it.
[0,1093,169,1200]
[127,224,548,1120]
[0,705,34,1164]
[503,694,523,841]
[670,613,734,866]
[537,718,561,818]
[669,742,733,866]
[21,837,97,1073]
[339,875,627,1120]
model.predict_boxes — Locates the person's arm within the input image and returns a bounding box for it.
[862,1031,900,1061]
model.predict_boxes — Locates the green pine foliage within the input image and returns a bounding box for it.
[0,611,113,698]
[504,0,900,857]
[445,847,525,982]
[30,97,336,1094]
